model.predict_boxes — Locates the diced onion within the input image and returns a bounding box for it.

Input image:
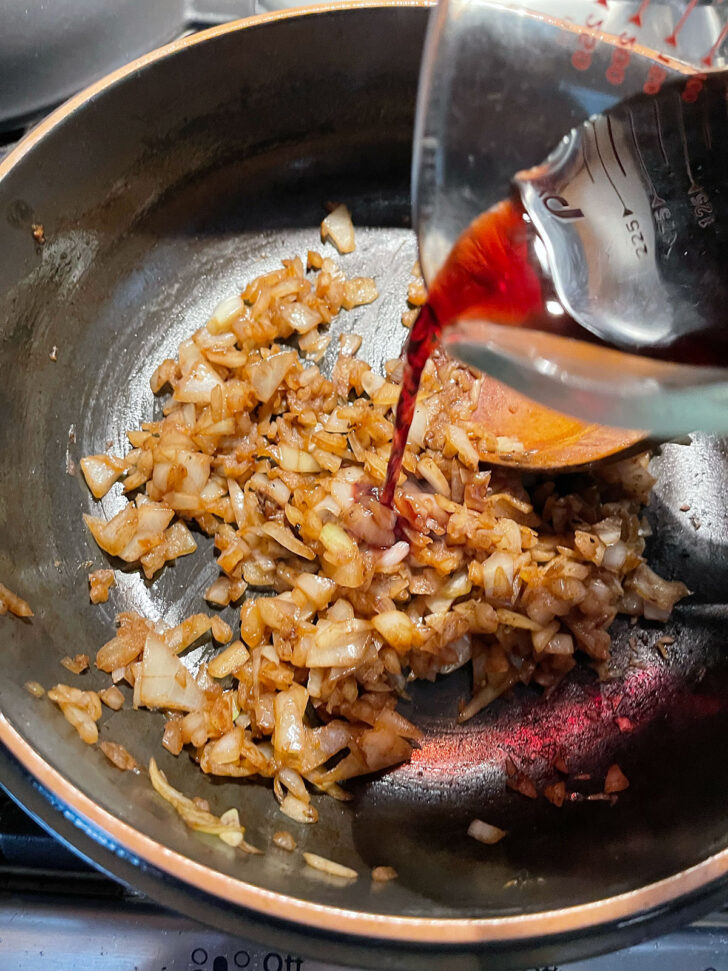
[99,685,125,710]
[593,517,623,545]
[0,582,33,618]
[320,204,355,254]
[80,454,126,499]
[205,576,232,606]
[372,611,421,652]
[211,616,233,644]
[303,851,358,879]
[375,541,410,571]
[445,426,479,470]
[278,444,320,473]
[480,552,515,599]
[100,741,139,772]
[602,541,627,572]
[208,294,244,334]
[262,522,315,560]
[280,302,323,334]
[273,830,297,851]
[75,230,685,858]
[174,360,224,404]
[342,277,378,310]
[89,569,116,604]
[307,619,372,667]
[467,818,507,845]
[319,522,358,561]
[604,763,630,793]
[136,634,204,711]
[249,350,297,404]
[294,572,336,610]
[60,654,89,674]
[371,865,398,882]
[208,640,250,679]
[280,793,318,824]
[545,633,574,655]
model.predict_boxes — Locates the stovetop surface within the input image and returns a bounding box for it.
[2,788,728,971]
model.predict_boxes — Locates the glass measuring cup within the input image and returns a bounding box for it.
[414,0,728,435]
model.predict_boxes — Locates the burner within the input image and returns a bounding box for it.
[2,785,728,970]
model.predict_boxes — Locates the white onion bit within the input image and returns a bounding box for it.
[467,819,507,845]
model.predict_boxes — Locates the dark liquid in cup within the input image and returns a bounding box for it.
[381,198,542,506]
[381,188,728,507]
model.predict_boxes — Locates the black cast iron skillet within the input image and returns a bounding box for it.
[2,5,728,968]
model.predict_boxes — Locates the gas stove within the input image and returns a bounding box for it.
[3,7,728,971]
[1,786,727,971]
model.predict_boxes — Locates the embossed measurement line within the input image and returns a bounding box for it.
[676,94,699,192]
[653,98,669,165]
[582,141,595,182]
[607,115,627,176]
[628,108,665,207]
[591,120,633,216]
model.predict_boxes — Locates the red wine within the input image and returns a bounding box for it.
[381,198,542,506]
[382,179,728,507]
[380,303,442,507]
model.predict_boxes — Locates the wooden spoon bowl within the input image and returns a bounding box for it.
[472,375,646,472]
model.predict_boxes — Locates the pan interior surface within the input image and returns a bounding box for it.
[1,2,728,934]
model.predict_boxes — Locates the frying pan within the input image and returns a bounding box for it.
[2,5,728,968]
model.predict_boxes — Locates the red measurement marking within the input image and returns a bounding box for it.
[702,22,728,66]
[629,0,651,28]
[665,0,699,47]
[682,73,706,103]
[571,22,600,72]
[381,201,542,506]
[606,45,632,85]
[643,63,668,95]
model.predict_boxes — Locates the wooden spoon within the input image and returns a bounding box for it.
[471,375,646,472]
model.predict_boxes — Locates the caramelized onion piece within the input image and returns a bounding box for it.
[303,852,358,880]
[0,582,33,618]
[320,204,355,254]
